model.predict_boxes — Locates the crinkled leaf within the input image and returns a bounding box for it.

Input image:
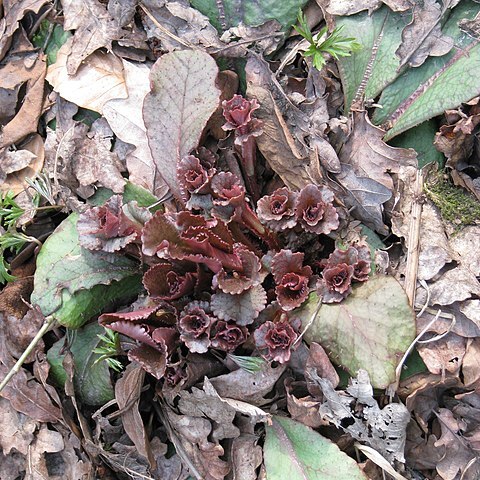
[334,164,392,234]
[61,0,140,75]
[31,213,142,328]
[210,362,286,406]
[264,416,366,480]
[143,50,220,201]
[211,285,267,326]
[301,276,416,389]
[47,323,114,405]
[338,112,417,190]
[313,370,410,463]
[190,0,308,30]
[395,0,454,69]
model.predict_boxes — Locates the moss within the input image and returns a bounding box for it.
[425,174,480,229]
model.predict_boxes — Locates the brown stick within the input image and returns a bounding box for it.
[404,169,424,307]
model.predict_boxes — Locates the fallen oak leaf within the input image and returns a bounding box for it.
[396,0,454,69]
[338,112,417,191]
[61,0,140,75]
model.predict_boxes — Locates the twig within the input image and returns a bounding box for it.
[0,315,57,393]
[404,168,424,307]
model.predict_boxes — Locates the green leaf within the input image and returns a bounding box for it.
[388,120,444,168]
[190,0,308,31]
[123,181,162,210]
[335,1,480,139]
[300,276,416,389]
[264,416,366,480]
[32,21,72,65]
[336,6,409,111]
[375,1,480,139]
[31,213,142,328]
[88,181,161,209]
[47,323,115,405]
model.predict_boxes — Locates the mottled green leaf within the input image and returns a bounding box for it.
[190,0,308,31]
[264,416,366,480]
[47,323,115,405]
[31,213,142,328]
[300,276,416,389]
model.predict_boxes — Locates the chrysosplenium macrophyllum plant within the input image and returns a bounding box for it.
[76,95,371,382]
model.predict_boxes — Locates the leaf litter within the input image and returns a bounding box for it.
[0,1,479,479]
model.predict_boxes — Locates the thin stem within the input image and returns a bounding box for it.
[0,315,57,393]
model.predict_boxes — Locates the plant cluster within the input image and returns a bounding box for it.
[77,96,371,382]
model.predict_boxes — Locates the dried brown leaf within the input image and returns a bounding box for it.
[285,378,325,429]
[0,397,36,455]
[166,409,230,480]
[71,118,126,194]
[103,59,168,194]
[46,39,128,114]
[115,363,155,468]
[0,363,63,424]
[462,338,480,387]
[142,0,222,51]
[210,362,286,406]
[393,166,457,282]
[396,0,454,69]
[305,342,339,394]
[316,0,411,15]
[245,55,320,190]
[143,50,220,201]
[339,112,417,191]
[426,264,480,307]
[434,408,480,480]
[1,134,45,195]
[27,424,65,479]
[230,434,263,480]
[315,370,410,463]
[417,332,466,376]
[321,0,383,16]
[0,51,46,153]
[177,384,240,441]
[61,0,138,75]
[0,0,49,60]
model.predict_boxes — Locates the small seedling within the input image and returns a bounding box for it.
[227,353,265,374]
[93,329,124,372]
[0,191,24,228]
[294,11,361,70]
